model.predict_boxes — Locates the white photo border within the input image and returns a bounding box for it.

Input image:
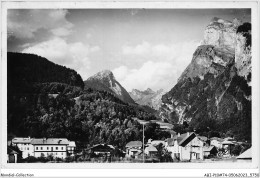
[1,0,259,177]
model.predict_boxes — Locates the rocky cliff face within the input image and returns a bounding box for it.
[84,70,136,104]
[129,88,165,110]
[160,17,251,141]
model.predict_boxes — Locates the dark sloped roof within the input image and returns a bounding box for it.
[178,132,196,146]
[126,141,142,148]
[8,147,18,154]
[7,146,22,155]
[31,138,69,145]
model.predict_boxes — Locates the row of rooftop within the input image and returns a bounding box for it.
[7,132,251,163]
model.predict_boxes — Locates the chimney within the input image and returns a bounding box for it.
[187,132,190,136]
[178,133,180,137]
[171,134,174,138]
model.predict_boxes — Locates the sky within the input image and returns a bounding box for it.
[7,9,251,92]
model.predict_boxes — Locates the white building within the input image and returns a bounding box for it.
[165,132,205,161]
[31,138,69,159]
[210,137,224,149]
[68,141,76,156]
[12,137,33,158]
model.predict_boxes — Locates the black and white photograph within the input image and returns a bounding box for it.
[1,1,259,177]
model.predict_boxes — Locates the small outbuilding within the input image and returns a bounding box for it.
[7,146,21,163]
[90,144,115,156]
[144,145,157,157]
[125,141,142,158]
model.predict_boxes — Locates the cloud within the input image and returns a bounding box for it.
[117,41,199,91]
[22,37,100,79]
[113,61,178,92]
[51,27,72,37]
[8,9,73,39]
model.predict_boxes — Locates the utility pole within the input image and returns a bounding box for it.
[143,123,144,163]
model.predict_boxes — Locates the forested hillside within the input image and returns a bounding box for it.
[7,52,163,150]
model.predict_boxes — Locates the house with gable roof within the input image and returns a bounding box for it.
[144,144,157,157]
[89,144,115,156]
[7,146,22,163]
[125,141,142,158]
[165,132,204,161]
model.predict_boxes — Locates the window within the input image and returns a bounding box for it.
[61,147,63,150]
[41,147,43,150]
[27,147,29,150]
[56,153,57,155]
[36,147,38,150]
[47,147,49,150]
[61,153,63,155]
[21,147,23,150]
[56,147,58,150]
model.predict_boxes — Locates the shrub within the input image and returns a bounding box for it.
[26,156,38,163]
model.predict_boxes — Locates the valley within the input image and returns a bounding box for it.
[7,16,252,163]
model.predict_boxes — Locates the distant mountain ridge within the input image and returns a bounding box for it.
[84,70,136,104]
[129,88,165,110]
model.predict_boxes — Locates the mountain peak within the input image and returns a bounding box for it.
[92,70,114,79]
[204,17,242,50]
[144,88,155,94]
[85,70,135,104]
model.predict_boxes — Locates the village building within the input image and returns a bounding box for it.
[210,137,224,149]
[165,132,205,161]
[125,141,142,158]
[147,138,165,147]
[7,146,22,163]
[144,145,157,157]
[31,138,69,159]
[11,137,76,159]
[197,136,208,144]
[203,146,218,158]
[89,144,115,156]
[221,140,235,155]
[68,141,76,156]
[11,137,33,158]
